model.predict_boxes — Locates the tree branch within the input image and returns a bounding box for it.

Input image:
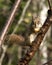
[47,0,51,10]
[0,0,21,47]
[12,0,31,34]
[17,9,52,65]
[0,1,31,64]
[0,0,21,65]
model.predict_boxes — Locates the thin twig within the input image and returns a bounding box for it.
[0,0,31,65]
[0,0,21,65]
[47,0,51,10]
[12,0,31,34]
[0,0,21,47]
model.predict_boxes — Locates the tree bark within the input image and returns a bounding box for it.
[17,9,52,65]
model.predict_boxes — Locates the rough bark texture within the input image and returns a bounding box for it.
[17,9,52,65]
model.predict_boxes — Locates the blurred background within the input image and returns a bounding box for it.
[0,0,52,65]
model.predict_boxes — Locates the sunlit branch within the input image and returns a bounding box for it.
[0,1,31,62]
[12,0,31,34]
[0,1,31,64]
[0,0,21,47]
[0,0,21,65]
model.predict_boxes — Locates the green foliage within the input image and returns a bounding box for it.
[0,15,6,31]
[10,0,15,3]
